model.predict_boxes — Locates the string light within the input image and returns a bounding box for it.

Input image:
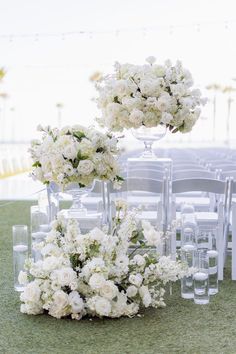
[0,19,235,42]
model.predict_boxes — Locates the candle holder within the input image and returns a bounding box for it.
[12,225,29,291]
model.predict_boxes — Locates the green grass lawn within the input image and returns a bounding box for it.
[1,201,236,354]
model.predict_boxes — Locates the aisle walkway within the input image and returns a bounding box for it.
[1,202,236,354]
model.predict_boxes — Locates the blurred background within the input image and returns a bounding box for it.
[1,0,236,196]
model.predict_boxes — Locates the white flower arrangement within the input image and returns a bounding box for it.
[19,203,193,320]
[95,57,207,133]
[29,125,123,189]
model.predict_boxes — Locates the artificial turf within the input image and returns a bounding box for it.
[1,201,236,354]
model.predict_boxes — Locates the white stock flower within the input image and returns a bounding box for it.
[132,254,146,267]
[139,286,152,307]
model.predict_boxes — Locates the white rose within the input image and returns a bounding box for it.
[51,267,77,287]
[156,94,172,112]
[77,160,94,176]
[129,109,144,127]
[143,227,162,247]
[126,285,138,298]
[21,281,41,303]
[64,164,74,176]
[143,111,158,127]
[128,273,143,288]
[170,83,186,97]
[94,296,111,316]
[68,291,84,313]
[49,290,69,319]
[114,79,135,98]
[99,281,118,300]
[89,273,106,290]
[146,56,156,65]
[42,256,60,272]
[78,139,94,155]
[153,65,166,77]
[161,112,173,124]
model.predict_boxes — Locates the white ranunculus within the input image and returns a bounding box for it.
[94,296,111,316]
[89,273,106,290]
[99,281,118,300]
[68,291,84,313]
[77,160,94,176]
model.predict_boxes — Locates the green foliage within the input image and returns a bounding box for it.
[32,161,42,168]
[73,131,86,141]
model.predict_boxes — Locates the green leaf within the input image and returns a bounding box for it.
[77,151,89,161]
[96,147,105,153]
[116,175,124,181]
[114,96,120,104]
[73,131,86,141]
[32,161,41,168]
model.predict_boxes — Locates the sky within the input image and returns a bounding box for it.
[0,0,236,144]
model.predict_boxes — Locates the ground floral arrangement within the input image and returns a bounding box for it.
[29,124,123,190]
[95,56,206,133]
[19,202,193,320]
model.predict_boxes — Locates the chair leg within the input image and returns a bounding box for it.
[218,224,224,281]
[232,205,236,280]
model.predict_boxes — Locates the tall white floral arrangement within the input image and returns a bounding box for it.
[29,125,123,189]
[95,57,206,133]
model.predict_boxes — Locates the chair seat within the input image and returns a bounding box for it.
[176,211,218,224]
[136,211,218,227]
